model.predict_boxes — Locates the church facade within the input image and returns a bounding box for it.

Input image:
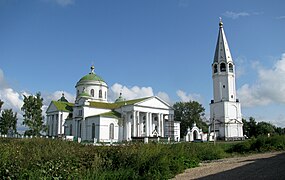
[210,20,244,140]
[46,66,180,142]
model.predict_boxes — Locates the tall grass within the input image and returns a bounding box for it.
[0,135,284,179]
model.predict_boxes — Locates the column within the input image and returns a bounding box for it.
[136,111,140,137]
[161,114,164,137]
[149,113,152,137]
[132,111,136,137]
[157,113,161,136]
[146,112,149,137]
[128,120,132,140]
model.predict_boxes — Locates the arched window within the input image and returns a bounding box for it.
[92,123,95,139]
[220,63,226,72]
[214,64,218,73]
[69,124,72,136]
[229,63,233,73]
[99,89,102,98]
[109,123,114,139]
[90,89,94,97]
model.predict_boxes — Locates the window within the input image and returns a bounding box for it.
[229,63,233,73]
[220,63,226,72]
[109,123,114,139]
[99,89,102,98]
[78,110,82,116]
[90,89,94,97]
[92,123,95,139]
[77,90,79,97]
[69,124,72,135]
[214,64,218,73]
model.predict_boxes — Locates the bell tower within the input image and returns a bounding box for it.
[210,19,244,140]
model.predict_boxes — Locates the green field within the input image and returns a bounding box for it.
[1,135,285,179]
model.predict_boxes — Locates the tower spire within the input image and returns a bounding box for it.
[213,19,233,64]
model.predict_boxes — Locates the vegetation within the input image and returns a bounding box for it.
[0,99,3,110]
[21,92,45,136]
[243,117,285,138]
[173,101,208,137]
[0,109,18,135]
[1,135,284,179]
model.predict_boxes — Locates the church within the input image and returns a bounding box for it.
[46,65,181,142]
[46,19,243,142]
[209,19,244,141]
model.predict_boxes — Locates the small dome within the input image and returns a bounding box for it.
[58,93,68,102]
[115,92,125,103]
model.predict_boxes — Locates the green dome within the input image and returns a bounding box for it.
[79,73,105,82]
[115,93,125,103]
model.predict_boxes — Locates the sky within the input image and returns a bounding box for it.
[1,0,285,132]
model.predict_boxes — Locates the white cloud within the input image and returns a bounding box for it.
[156,91,172,104]
[109,83,154,102]
[176,90,201,102]
[237,53,285,107]
[0,68,76,133]
[223,11,250,19]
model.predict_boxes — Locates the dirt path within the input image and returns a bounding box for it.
[173,151,285,180]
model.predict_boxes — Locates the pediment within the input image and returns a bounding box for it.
[135,96,172,110]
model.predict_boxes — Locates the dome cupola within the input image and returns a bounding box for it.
[75,65,108,102]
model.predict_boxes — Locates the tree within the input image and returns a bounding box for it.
[21,92,45,136]
[0,99,3,112]
[256,122,275,136]
[0,109,18,135]
[173,101,206,137]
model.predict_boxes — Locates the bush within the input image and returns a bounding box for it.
[1,136,284,179]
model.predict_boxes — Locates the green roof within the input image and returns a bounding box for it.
[52,101,74,112]
[78,92,91,97]
[89,97,150,109]
[99,111,121,118]
[79,73,105,83]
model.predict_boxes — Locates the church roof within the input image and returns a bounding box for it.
[76,66,106,87]
[89,97,150,109]
[213,19,233,63]
[86,110,121,119]
[52,101,74,112]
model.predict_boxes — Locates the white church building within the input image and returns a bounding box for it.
[210,19,244,141]
[46,65,180,142]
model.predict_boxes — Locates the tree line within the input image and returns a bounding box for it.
[0,92,45,136]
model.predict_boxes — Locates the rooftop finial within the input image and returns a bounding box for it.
[219,17,223,27]
[90,65,95,74]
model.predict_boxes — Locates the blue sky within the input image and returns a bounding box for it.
[1,0,285,131]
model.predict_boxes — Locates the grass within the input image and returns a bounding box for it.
[0,135,284,179]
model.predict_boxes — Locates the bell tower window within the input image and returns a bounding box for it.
[220,63,226,72]
[213,64,218,73]
[229,63,233,73]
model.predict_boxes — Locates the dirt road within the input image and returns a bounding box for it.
[173,151,285,180]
